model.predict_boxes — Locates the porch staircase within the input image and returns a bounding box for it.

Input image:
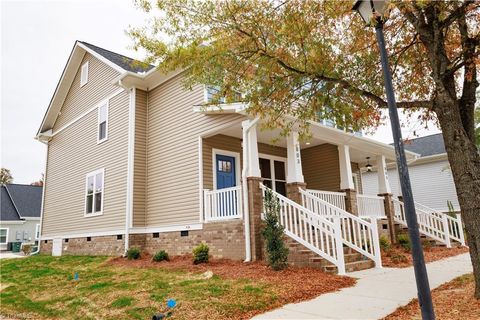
[392,198,466,247]
[286,238,375,273]
[260,185,382,275]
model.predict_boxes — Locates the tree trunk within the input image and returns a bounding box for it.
[435,99,480,299]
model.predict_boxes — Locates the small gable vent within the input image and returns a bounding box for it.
[80,61,89,87]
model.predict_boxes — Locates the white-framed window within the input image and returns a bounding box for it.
[0,228,8,245]
[85,169,104,217]
[97,102,108,143]
[204,85,243,104]
[35,224,40,240]
[259,154,287,196]
[80,61,89,87]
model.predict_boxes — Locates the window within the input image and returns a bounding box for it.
[205,85,243,104]
[259,156,287,196]
[35,224,40,240]
[97,103,108,143]
[85,169,104,216]
[0,228,8,244]
[80,61,89,87]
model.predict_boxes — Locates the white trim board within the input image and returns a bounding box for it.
[40,224,204,240]
[51,88,124,137]
[212,148,242,190]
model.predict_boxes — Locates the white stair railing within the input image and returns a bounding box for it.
[260,184,346,274]
[306,189,346,210]
[301,189,382,268]
[203,186,242,222]
[392,198,465,247]
[357,194,386,218]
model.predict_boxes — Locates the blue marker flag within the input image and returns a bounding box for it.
[166,299,176,309]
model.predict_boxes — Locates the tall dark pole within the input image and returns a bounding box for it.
[375,22,435,319]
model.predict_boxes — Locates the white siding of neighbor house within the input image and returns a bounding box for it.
[42,53,129,237]
[361,159,460,212]
[146,74,245,227]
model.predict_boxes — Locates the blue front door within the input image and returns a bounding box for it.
[216,154,236,189]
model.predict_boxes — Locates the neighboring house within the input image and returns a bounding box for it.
[362,133,460,213]
[36,41,464,273]
[0,184,42,251]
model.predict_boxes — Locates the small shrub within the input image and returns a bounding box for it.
[192,243,209,264]
[390,253,408,263]
[261,189,289,271]
[126,247,141,260]
[397,234,411,251]
[21,244,33,255]
[153,250,169,262]
[422,239,432,251]
[379,235,391,251]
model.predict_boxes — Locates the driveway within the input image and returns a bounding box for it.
[253,253,472,319]
[0,251,26,259]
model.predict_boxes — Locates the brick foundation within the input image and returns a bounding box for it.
[39,220,246,260]
[286,182,307,205]
[341,189,358,215]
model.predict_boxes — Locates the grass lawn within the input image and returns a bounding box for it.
[384,273,479,320]
[0,255,354,319]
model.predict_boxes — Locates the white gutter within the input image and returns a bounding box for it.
[124,86,136,255]
[241,117,260,262]
[32,140,49,255]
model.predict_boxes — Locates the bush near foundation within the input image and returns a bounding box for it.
[379,235,391,251]
[397,234,411,251]
[126,247,141,260]
[153,250,169,262]
[192,243,209,264]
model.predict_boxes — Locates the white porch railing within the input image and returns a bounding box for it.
[306,189,346,211]
[392,198,465,247]
[357,194,386,218]
[301,189,382,268]
[261,184,346,274]
[203,186,242,222]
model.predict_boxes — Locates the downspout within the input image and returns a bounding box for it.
[31,137,49,255]
[242,117,260,262]
[124,86,136,255]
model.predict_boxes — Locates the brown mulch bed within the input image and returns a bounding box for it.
[382,246,469,268]
[109,254,356,305]
[383,273,479,320]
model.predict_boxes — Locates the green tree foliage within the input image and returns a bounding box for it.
[261,189,288,271]
[0,168,13,185]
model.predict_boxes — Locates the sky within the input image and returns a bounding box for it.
[0,0,440,184]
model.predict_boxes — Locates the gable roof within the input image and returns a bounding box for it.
[4,184,43,218]
[36,41,156,138]
[0,186,21,221]
[79,41,154,74]
[398,133,446,157]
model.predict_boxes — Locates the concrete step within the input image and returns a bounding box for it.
[324,259,376,273]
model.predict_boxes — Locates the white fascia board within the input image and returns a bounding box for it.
[114,68,184,92]
[193,102,247,114]
[0,220,26,225]
[307,119,419,161]
[22,217,41,221]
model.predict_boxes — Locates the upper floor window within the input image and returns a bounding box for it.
[97,103,108,143]
[80,62,89,87]
[85,169,104,216]
[205,85,243,104]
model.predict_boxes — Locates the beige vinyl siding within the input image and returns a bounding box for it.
[258,144,287,158]
[146,74,245,227]
[133,90,148,227]
[302,143,341,191]
[53,53,121,131]
[42,89,129,237]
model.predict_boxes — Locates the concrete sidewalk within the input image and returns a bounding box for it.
[254,253,472,320]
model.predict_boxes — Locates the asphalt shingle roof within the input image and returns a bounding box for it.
[394,133,446,157]
[1,186,21,221]
[79,41,155,74]
[4,184,42,218]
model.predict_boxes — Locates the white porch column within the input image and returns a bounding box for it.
[338,144,354,190]
[242,120,261,177]
[377,155,392,194]
[286,131,304,183]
